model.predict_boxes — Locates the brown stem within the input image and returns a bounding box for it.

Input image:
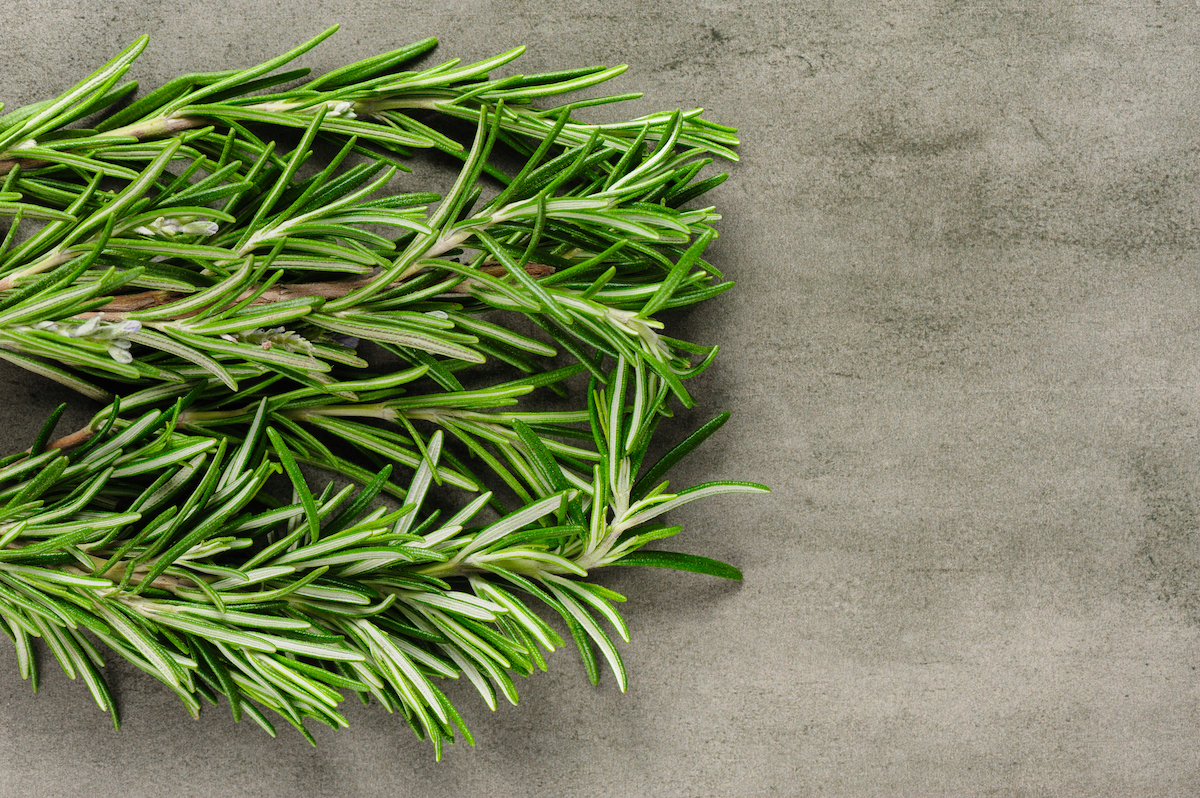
[41,426,95,452]
[0,115,206,176]
[82,262,555,321]
[0,156,42,176]
[79,273,380,321]
[70,553,204,592]
[14,423,95,459]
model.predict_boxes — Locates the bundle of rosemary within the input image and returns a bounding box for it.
[0,26,765,754]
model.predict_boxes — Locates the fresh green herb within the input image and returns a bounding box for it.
[0,27,764,754]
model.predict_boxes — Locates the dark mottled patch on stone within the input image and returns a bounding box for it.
[849,122,984,160]
[1130,447,1200,622]
[953,152,1200,257]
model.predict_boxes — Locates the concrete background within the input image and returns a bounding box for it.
[1,1,1198,795]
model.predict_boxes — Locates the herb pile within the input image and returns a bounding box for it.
[0,26,765,754]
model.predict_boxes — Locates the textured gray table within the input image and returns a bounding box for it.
[1,2,1198,795]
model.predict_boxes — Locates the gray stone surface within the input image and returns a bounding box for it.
[1,1,1199,795]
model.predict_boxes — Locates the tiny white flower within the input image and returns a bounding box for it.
[72,316,101,337]
[107,345,133,364]
[179,220,219,236]
[135,215,218,238]
[329,100,357,119]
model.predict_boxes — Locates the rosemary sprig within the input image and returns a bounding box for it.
[0,30,763,753]
[0,361,764,753]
